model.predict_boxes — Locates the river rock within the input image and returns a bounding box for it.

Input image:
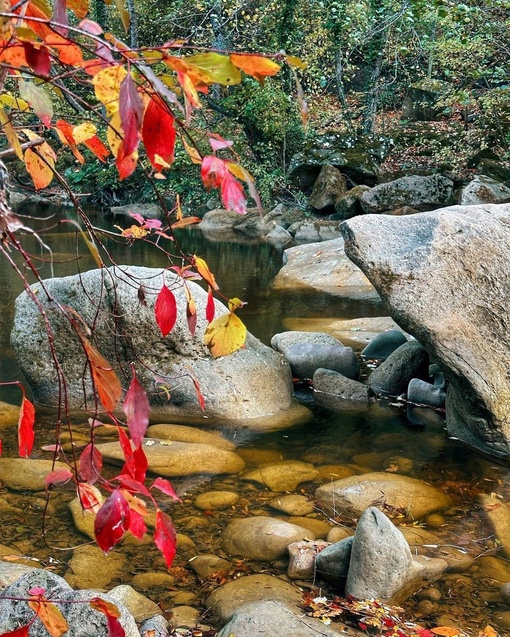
[342,204,510,457]
[313,369,372,406]
[221,517,315,561]
[193,491,239,510]
[315,472,452,520]
[479,494,510,560]
[268,495,315,516]
[188,554,231,579]
[108,584,161,622]
[0,458,70,491]
[407,378,446,408]
[207,575,302,623]
[271,331,345,353]
[360,174,454,214]
[459,175,510,205]
[0,561,38,588]
[96,438,245,476]
[287,517,332,539]
[289,220,342,243]
[272,238,379,301]
[11,266,301,429]
[146,424,235,450]
[110,203,161,219]
[315,536,353,585]
[240,460,318,491]
[287,540,329,579]
[0,401,20,428]
[217,600,357,637]
[284,342,359,380]
[345,507,446,603]
[65,545,127,590]
[266,225,293,246]
[199,208,243,238]
[130,572,175,590]
[368,340,429,396]
[309,164,347,210]
[334,185,371,220]
[361,330,408,361]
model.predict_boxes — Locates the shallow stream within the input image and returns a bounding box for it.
[1,205,510,634]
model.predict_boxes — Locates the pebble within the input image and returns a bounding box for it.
[416,587,442,602]
[425,513,445,528]
[193,491,240,511]
[287,516,332,539]
[130,572,176,590]
[188,555,231,579]
[169,591,197,605]
[326,527,353,543]
[415,600,437,616]
[495,610,510,630]
[268,495,314,516]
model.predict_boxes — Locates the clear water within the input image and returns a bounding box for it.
[1,204,509,634]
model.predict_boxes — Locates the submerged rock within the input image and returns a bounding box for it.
[240,460,319,491]
[342,204,510,457]
[0,458,70,491]
[11,266,302,429]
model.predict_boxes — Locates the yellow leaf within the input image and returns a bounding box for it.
[107,110,123,158]
[72,122,97,144]
[92,65,127,116]
[204,311,247,358]
[66,0,89,19]
[194,256,219,290]
[228,297,245,311]
[226,161,254,183]
[0,94,29,110]
[166,53,241,87]
[114,0,130,31]
[230,54,280,83]
[182,137,202,164]
[286,55,307,69]
[431,628,462,637]
[0,106,23,159]
[25,146,55,189]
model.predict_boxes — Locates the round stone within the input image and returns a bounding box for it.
[194,491,240,511]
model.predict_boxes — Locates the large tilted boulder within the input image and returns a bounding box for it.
[11,266,308,429]
[341,204,510,457]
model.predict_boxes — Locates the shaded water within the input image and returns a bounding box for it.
[1,205,510,633]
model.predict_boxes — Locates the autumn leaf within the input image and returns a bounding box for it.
[45,33,84,66]
[19,81,53,126]
[142,94,176,172]
[45,468,73,488]
[90,597,126,637]
[67,0,90,20]
[23,42,51,77]
[204,310,247,358]
[155,283,177,337]
[122,367,149,448]
[79,442,103,483]
[151,476,181,502]
[180,52,241,86]
[193,256,219,290]
[95,489,131,553]
[0,107,23,160]
[206,286,215,323]
[92,65,127,116]
[478,626,498,637]
[220,171,247,214]
[18,393,35,458]
[431,628,462,637]
[55,119,84,163]
[119,72,143,158]
[0,626,30,637]
[28,597,68,637]
[77,481,103,512]
[24,147,54,189]
[230,53,280,83]
[184,285,197,336]
[80,337,122,412]
[201,155,227,190]
[154,509,177,568]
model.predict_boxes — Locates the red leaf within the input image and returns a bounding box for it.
[84,135,110,162]
[45,468,73,488]
[18,394,35,458]
[127,508,147,539]
[192,377,205,412]
[220,171,247,214]
[151,477,181,502]
[118,426,134,465]
[0,626,30,636]
[155,284,177,337]
[123,367,149,448]
[90,598,125,637]
[132,445,148,484]
[142,95,176,172]
[119,73,143,158]
[201,155,227,190]
[116,475,151,498]
[116,144,138,180]
[206,286,215,323]
[23,42,51,77]
[79,443,103,484]
[154,509,177,568]
[94,490,131,553]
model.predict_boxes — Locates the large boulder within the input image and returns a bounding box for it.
[459,175,510,205]
[271,239,380,302]
[401,79,450,122]
[341,204,510,457]
[11,266,306,429]
[360,174,454,214]
[309,164,347,211]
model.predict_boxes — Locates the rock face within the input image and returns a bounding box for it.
[459,175,510,205]
[11,266,301,428]
[341,204,510,457]
[272,239,380,301]
[360,174,454,214]
[401,79,450,121]
[315,472,452,520]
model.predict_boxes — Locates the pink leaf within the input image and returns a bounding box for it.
[220,171,247,214]
[206,286,215,323]
[119,73,143,157]
[18,394,35,458]
[151,477,181,502]
[155,284,177,337]
[209,134,233,152]
[123,367,149,448]
[94,490,131,553]
[201,155,227,190]
[45,468,73,488]
[79,443,103,484]
[28,587,46,596]
[154,509,177,568]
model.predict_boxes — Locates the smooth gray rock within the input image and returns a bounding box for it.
[289,220,343,244]
[368,341,428,396]
[342,204,510,457]
[287,540,329,579]
[11,266,300,428]
[265,225,293,246]
[407,378,446,408]
[315,536,353,585]
[110,203,161,219]
[459,175,510,206]
[271,331,345,353]
[284,342,359,380]
[361,330,408,361]
[360,174,454,214]
[313,369,372,407]
[216,600,351,637]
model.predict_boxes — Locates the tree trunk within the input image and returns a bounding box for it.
[126,0,139,49]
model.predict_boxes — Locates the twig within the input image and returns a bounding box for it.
[0,138,44,157]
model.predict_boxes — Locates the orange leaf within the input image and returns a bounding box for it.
[28,598,68,637]
[0,42,27,67]
[84,135,110,162]
[204,311,247,358]
[81,337,122,412]
[193,256,219,290]
[230,53,280,83]
[478,627,498,637]
[66,0,90,20]
[45,34,84,66]
[24,147,54,189]
[431,628,462,637]
[170,216,200,229]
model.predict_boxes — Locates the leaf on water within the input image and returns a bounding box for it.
[18,393,35,458]
[154,509,177,568]
[94,489,131,553]
[204,311,247,358]
[80,337,122,412]
[79,442,103,484]
[154,284,177,337]
[123,367,149,448]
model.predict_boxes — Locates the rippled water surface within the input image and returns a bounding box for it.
[1,205,510,633]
